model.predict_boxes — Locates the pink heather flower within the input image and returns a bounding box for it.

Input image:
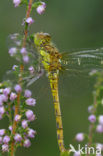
[88,105,94,113]
[96,154,102,156]
[2,144,9,152]
[24,90,32,98]
[26,17,34,25]
[75,133,84,142]
[3,88,11,96]
[9,47,17,56]
[20,47,27,55]
[26,98,36,106]
[29,114,35,121]
[13,0,21,7]
[3,136,10,144]
[28,129,36,138]
[1,94,8,103]
[10,92,17,101]
[0,137,2,144]
[88,114,96,123]
[22,120,28,129]
[98,115,103,125]
[23,55,29,63]
[14,84,22,93]
[12,65,18,70]
[14,134,22,142]
[96,143,103,151]
[9,126,12,131]
[0,106,5,115]
[26,110,34,120]
[96,125,103,133]
[73,151,80,156]
[0,129,5,136]
[28,66,35,74]
[36,2,46,15]
[14,114,21,122]
[23,139,31,148]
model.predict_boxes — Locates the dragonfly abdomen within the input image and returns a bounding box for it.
[48,72,65,152]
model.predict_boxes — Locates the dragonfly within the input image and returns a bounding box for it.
[32,32,103,154]
[5,32,103,155]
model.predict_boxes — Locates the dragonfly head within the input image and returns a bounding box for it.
[34,32,51,47]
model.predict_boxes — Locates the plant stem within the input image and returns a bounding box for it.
[23,0,33,47]
[87,94,97,156]
[10,0,33,156]
[10,66,23,156]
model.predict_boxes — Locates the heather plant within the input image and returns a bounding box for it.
[73,70,103,156]
[0,0,46,156]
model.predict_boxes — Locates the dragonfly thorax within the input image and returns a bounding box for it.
[39,48,62,73]
[34,34,62,73]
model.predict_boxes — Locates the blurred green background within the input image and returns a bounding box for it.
[0,0,103,155]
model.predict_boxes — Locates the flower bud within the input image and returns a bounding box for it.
[88,115,96,123]
[75,133,84,142]
[13,0,21,7]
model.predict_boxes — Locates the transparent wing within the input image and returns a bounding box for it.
[7,33,23,48]
[3,69,44,87]
[23,69,44,87]
[6,33,44,87]
[3,70,17,82]
[61,47,103,75]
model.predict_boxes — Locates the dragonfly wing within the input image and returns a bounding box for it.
[3,70,18,88]
[60,48,103,78]
[7,33,23,49]
[63,48,103,71]
[23,69,44,87]
[3,68,44,87]
[68,48,103,56]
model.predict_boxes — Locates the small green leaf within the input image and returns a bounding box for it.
[32,2,42,9]
[60,151,70,156]
[20,0,28,6]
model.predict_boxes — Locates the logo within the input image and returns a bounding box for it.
[69,144,101,155]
